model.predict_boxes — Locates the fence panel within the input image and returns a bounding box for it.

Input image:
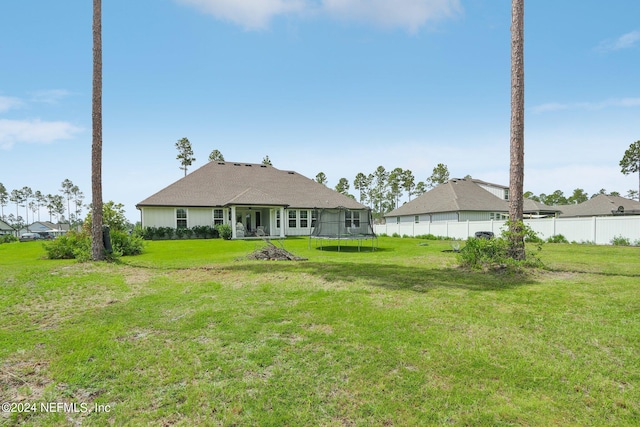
[374,216,640,245]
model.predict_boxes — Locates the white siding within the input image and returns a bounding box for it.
[477,183,507,200]
[431,212,458,222]
[141,207,214,228]
[459,211,493,222]
[189,208,214,227]
[141,207,176,228]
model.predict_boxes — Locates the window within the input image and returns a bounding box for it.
[300,210,308,228]
[504,189,509,200]
[276,210,281,228]
[353,211,360,227]
[255,212,261,227]
[213,209,224,225]
[176,208,187,229]
[288,210,297,228]
[415,215,420,224]
[311,210,318,227]
[345,210,360,228]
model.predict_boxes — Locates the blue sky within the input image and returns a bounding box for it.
[1,0,639,222]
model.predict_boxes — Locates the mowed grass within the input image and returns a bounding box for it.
[1,237,639,426]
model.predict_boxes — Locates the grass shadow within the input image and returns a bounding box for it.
[226,260,538,292]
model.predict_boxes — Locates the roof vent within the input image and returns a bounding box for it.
[245,164,252,167]
[617,206,625,213]
[287,171,295,175]
[217,162,225,165]
[260,165,267,168]
[233,163,241,166]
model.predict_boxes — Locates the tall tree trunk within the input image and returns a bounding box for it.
[508,0,525,260]
[91,0,105,261]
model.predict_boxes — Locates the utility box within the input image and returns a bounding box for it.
[102,225,113,253]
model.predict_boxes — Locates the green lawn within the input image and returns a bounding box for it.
[1,237,639,426]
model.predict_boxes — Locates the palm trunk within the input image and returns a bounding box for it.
[91,0,105,260]
[508,0,525,260]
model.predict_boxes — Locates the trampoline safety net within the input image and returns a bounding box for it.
[309,207,377,251]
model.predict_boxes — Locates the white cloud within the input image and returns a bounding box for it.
[0,119,83,150]
[175,0,462,32]
[175,0,307,30]
[0,96,24,113]
[532,97,640,114]
[30,89,72,105]
[322,0,462,32]
[596,30,640,52]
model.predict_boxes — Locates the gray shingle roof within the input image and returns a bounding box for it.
[137,161,366,210]
[0,219,13,231]
[557,194,640,217]
[385,178,560,217]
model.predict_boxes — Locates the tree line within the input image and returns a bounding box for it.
[177,137,640,221]
[316,163,452,220]
[0,179,85,230]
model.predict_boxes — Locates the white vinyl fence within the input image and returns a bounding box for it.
[374,216,640,245]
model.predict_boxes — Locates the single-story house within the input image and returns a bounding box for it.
[558,194,640,218]
[136,161,370,239]
[0,219,14,235]
[385,178,560,224]
[18,221,70,237]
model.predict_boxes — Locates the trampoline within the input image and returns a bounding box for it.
[309,206,377,251]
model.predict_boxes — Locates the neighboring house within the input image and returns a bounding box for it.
[558,194,640,218]
[0,219,14,235]
[18,221,70,237]
[136,161,369,239]
[385,178,560,224]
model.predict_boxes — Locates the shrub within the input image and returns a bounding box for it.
[415,234,451,241]
[458,237,510,270]
[142,227,156,240]
[0,234,18,244]
[416,234,439,240]
[458,220,543,271]
[110,230,145,256]
[215,224,233,240]
[157,227,174,239]
[43,231,91,261]
[44,230,145,261]
[547,234,569,244]
[175,227,186,239]
[611,235,631,246]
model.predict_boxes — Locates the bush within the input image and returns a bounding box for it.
[215,224,233,240]
[44,230,145,261]
[143,225,220,240]
[110,230,145,256]
[43,231,91,261]
[547,234,569,244]
[611,235,631,246]
[157,227,174,239]
[458,237,510,270]
[415,234,449,240]
[458,220,543,271]
[0,234,18,244]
